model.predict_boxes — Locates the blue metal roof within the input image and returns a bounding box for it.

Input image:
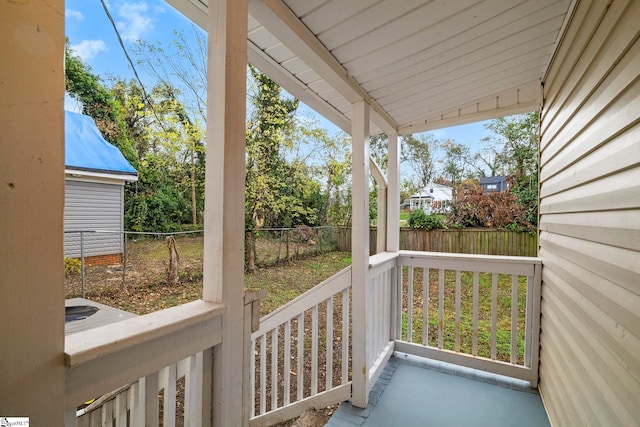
[65,110,137,176]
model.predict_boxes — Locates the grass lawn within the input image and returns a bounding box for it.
[400,268,527,364]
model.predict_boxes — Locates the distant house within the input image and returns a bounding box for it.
[64,110,138,265]
[480,176,509,193]
[409,183,453,214]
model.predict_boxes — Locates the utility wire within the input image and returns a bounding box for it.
[99,0,169,134]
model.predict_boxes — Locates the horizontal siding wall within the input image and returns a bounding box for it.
[64,179,124,258]
[538,0,640,425]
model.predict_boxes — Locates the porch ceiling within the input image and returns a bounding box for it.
[166,0,574,135]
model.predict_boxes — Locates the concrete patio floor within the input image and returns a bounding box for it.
[328,353,550,427]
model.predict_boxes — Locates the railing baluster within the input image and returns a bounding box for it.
[396,266,403,339]
[311,305,318,396]
[491,273,498,360]
[115,390,127,426]
[524,274,534,368]
[260,333,266,414]
[101,399,113,426]
[472,272,479,356]
[341,288,349,385]
[163,364,177,427]
[384,269,391,344]
[455,270,461,352]
[184,352,202,426]
[326,298,333,390]
[271,328,278,411]
[144,372,159,427]
[129,381,142,426]
[438,269,444,349]
[511,274,518,364]
[423,268,429,346]
[284,320,291,406]
[407,266,414,342]
[297,313,304,401]
[250,338,256,417]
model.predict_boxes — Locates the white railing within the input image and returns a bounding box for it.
[249,266,352,426]
[394,251,542,386]
[64,300,226,426]
[72,354,205,426]
[365,252,398,390]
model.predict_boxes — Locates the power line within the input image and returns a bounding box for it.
[99,0,169,133]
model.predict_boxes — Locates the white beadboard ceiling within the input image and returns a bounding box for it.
[166,0,575,135]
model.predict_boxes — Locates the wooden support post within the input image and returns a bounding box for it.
[370,159,386,255]
[386,132,400,252]
[203,0,248,425]
[351,100,370,408]
[0,1,66,424]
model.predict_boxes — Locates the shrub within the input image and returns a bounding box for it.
[408,210,445,230]
[64,257,82,275]
[445,185,531,229]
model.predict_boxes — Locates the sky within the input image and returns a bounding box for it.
[65,0,494,157]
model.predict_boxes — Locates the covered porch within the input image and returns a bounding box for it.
[2,0,638,426]
[329,353,549,427]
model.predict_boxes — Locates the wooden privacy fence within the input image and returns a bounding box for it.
[337,228,538,257]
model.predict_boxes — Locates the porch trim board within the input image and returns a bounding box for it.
[64,300,225,408]
[249,384,351,427]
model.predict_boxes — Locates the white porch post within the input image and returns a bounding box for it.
[386,132,400,252]
[0,1,66,424]
[351,100,371,408]
[370,160,387,254]
[203,0,248,425]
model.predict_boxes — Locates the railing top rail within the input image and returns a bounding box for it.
[254,266,352,337]
[369,251,399,269]
[65,300,225,367]
[398,250,541,276]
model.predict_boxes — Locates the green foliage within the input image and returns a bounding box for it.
[64,257,82,275]
[65,42,138,165]
[483,112,539,226]
[407,210,445,230]
[246,66,308,229]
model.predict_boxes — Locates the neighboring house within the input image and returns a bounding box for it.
[64,110,138,265]
[409,183,453,213]
[480,176,509,193]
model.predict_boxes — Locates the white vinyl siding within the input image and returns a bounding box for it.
[538,0,640,425]
[64,179,124,258]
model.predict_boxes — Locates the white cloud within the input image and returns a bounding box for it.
[70,39,108,61]
[65,9,84,21]
[429,129,447,138]
[116,2,154,42]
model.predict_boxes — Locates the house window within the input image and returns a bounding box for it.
[487,184,498,190]
[430,188,433,193]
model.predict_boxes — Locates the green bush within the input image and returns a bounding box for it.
[64,257,81,275]
[407,210,445,230]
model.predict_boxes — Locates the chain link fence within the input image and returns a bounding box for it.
[64,227,338,298]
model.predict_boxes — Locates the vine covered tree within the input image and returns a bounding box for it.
[482,112,539,225]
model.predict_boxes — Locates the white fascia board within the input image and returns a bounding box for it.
[65,169,138,184]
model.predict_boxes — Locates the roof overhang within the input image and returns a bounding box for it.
[166,0,575,136]
[65,168,139,183]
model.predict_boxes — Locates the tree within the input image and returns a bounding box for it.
[133,27,207,124]
[482,112,539,225]
[402,134,437,191]
[112,79,206,230]
[438,140,473,196]
[245,66,300,229]
[65,42,137,165]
